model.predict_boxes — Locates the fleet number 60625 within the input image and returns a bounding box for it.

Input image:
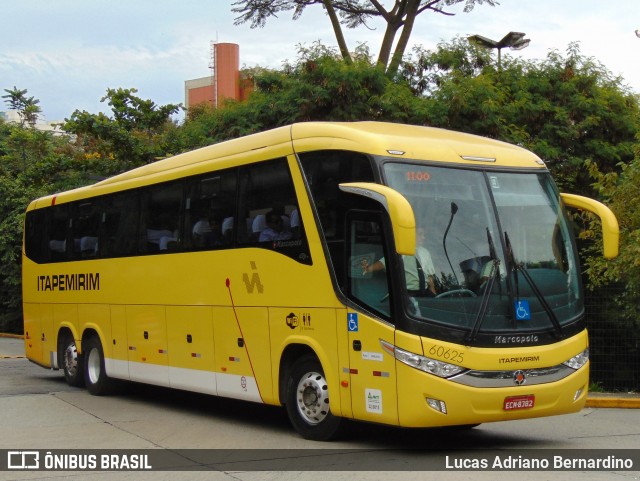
[428,344,464,363]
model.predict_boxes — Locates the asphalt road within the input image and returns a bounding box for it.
[1,336,639,481]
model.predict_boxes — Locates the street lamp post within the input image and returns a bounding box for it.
[468,31,531,70]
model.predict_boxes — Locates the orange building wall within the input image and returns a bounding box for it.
[189,85,214,108]
[185,42,246,110]
[215,43,240,106]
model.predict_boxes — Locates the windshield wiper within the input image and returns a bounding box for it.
[467,228,500,343]
[504,232,563,338]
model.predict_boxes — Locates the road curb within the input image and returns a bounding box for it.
[585,396,640,409]
[0,333,24,339]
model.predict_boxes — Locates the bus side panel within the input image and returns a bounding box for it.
[107,305,129,379]
[346,312,398,425]
[23,303,43,366]
[78,303,110,355]
[126,305,169,386]
[335,308,352,419]
[167,305,217,395]
[213,306,266,403]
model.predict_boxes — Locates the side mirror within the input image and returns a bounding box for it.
[339,182,416,256]
[561,193,619,259]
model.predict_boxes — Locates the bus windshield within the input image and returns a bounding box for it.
[382,161,582,337]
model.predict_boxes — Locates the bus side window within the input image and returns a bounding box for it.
[102,192,139,257]
[25,209,48,263]
[237,158,311,264]
[186,169,237,250]
[299,150,377,284]
[140,182,183,254]
[347,215,391,319]
[48,205,70,262]
[71,200,101,259]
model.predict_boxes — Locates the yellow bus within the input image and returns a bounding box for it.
[22,122,619,440]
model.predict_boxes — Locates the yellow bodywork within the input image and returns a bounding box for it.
[22,122,613,428]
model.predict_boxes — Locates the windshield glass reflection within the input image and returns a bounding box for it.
[382,161,582,334]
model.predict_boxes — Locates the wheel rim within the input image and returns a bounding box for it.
[295,371,330,425]
[63,341,78,377]
[87,347,101,385]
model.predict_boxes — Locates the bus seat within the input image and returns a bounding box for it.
[80,236,98,257]
[252,215,267,233]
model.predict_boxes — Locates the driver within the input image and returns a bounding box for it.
[362,227,437,297]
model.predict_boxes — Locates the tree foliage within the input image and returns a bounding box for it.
[2,86,42,127]
[0,89,181,331]
[0,117,88,331]
[178,43,427,149]
[401,39,639,195]
[581,142,640,317]
[63,88,182,173]
[231,0,497,75]
[1,39,639,349]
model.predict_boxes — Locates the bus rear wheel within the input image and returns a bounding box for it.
[60,333,84,387]
[83,336,115,396]
[285,355,342,441]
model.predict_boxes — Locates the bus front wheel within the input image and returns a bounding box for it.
[83,336,115,396]
[60,333,84,387]
[285,355,342,441]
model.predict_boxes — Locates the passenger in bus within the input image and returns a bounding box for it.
[251,214,267,240]
[460,255,492,293]
[290,208,300,238]
[147,228,174,246]
[148,222,178,251]
[193,215,223,248]
[222,217,234,242]
[362,227,437,297]
[259,212,293,242]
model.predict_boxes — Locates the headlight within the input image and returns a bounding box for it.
[380,340,466,378]
[562,347,589,370]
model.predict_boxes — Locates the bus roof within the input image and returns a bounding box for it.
[291,122,544,167]
[29,122,546,209]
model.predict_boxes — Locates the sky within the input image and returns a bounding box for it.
[2,0,639,122]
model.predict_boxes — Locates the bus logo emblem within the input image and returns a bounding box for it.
[242,261,264,294]
[286,313,299,330]
[514,370,526,385]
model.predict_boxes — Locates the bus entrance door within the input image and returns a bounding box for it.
[346,311,398,424]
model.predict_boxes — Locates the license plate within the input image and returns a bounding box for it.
[503,394,535,411]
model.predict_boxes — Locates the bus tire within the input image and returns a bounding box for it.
[285,355,342,441]
[60,333,84,387]
[83,336,115,396]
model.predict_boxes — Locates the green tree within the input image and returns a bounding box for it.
[407,40,639,195]
[0,117,88,332]
[2,87,45,169]
[63,88,182,173]
[581,142,640,315]
[576,144,640,390]
[2,86,42,127]
[180,43,428,148]
[231,0,497,76]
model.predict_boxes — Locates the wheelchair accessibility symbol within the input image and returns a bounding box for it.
[348,313,359,332]
[515,300,531,321]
